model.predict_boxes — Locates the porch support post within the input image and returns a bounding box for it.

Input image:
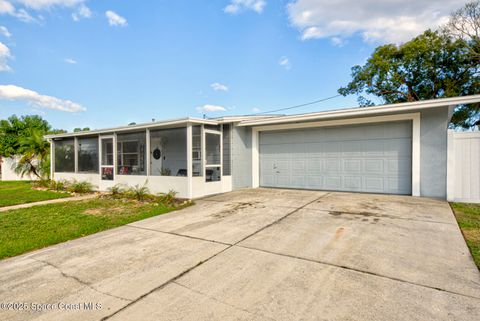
[186,124,193,199]
[50,139,55,180]
[146,129,151,176]
[74,136,78,173]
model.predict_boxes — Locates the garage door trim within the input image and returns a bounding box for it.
[251,113,421,196]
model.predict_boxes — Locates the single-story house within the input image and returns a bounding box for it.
[44,95,480,200]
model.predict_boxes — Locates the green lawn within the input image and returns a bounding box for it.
[451,202,480,270]
[0,197,180,259]
[0,181,70,207]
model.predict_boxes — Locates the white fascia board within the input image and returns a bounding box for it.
[238,95,480,127]
[45,117,218,140]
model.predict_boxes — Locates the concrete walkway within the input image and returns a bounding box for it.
[0,194,97,212]
[0,188,479,320]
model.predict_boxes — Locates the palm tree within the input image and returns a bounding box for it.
[13,128,50,179]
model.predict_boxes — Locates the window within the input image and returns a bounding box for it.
[150,128,187,176]
[117,132,146,175]
[78,137,99,173]
[54,138,75,173]
[205,132,221,182]
[222,124,231,175]
[192,126,202,176]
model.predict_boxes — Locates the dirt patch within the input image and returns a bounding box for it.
[463,229,480,243]
[83,204,144,217]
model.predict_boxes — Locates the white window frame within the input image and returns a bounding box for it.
[204,128,223,182]
[99,135,115,181]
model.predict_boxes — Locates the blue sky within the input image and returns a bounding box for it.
[0,0,467,131]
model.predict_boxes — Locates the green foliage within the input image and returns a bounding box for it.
[157,190,178,207]
[73,127,90,132]
[126,181,151,201]
[67,180,94,194]
[338,30,480,128]
[107,184,126,197]
[0,115,51,157]
[49,179,68,191]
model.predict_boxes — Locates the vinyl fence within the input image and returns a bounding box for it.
[447,130,480,203]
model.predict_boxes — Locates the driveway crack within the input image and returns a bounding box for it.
[172,281,276,321]
[32,258,132,303]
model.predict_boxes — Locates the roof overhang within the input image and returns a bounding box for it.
[45,117,218,140]
[238,95,480,127]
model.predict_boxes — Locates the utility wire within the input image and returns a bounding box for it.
[249,94,342,115]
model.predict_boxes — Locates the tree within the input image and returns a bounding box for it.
[0,115,63,179]
[444,0,480,61]
[338,29,480,128]
[0,115,51,157]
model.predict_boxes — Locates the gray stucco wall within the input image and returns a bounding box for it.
[231,125,252,189]
[419,107,450,199]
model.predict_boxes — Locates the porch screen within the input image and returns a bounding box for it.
[117,132,147,175]
[54,138,75,173]
[78,137,99,173]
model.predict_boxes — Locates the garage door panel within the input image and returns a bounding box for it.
[365,177,385,192]
[365,159,384,173]
[344,159,362,172]
[259,121,412,195]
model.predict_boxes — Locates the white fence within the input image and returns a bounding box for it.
[0,156,38,181]
[447,130,480,203]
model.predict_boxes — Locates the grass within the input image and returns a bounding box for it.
[0,181,70,208]
[0,197,183,260]
[450,202,480,270]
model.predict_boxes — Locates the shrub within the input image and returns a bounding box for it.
[108,184,126,197]
[49,179,68,191]
[127,181,151,201]
[157,190,178,206]
[67,180,94,194]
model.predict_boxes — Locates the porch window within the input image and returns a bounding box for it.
[192,126,202,176]
[205,132,221,182]
[117,132,146,175]
[77,136,99,173]
[149,127,187,176]
[54,138,75,173]
[222,124,231,176]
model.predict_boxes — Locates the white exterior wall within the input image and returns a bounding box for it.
[447,130,480,203]
[1,156,38,181]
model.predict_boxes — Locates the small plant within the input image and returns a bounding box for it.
[67,180,94,194]
[127,181,151,201]
[108,184,126,197]
[157,190,178,206]
[49,179,68,191]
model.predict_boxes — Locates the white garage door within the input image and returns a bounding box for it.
[259,121,412,194]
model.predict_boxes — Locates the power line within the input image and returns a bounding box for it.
[249,94,342,115]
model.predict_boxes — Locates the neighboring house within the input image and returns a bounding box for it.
[45,95,480,201]
[0,156,38,181]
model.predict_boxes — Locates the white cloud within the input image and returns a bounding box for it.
[0,0,36,23]
[279,56,291,70]
[0,41,12,71]
[287,0,461,44]
[64,58,77,64]
[211,82,229,92]
[0,84,86,112]
[106,10,127,27]
[225,0,266,14]
[16,0,84,10]
[0,26,11,37]
[252,107,261,113]
[72,3,91,21]
[196,104,227,113]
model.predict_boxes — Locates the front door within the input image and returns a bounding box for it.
[100,137,114,181]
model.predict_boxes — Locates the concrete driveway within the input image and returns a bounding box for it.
[1,189,479,321]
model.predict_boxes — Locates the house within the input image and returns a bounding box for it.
[45,95,480,200]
